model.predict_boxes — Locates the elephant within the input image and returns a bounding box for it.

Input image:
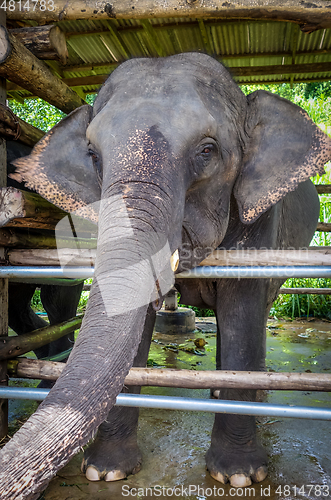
[6,140,84,377]
[0,52,330,499]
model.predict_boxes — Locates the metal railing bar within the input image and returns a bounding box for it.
[1,266,331,279]
[1,387,331,421]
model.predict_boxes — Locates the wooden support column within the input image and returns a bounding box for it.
[0,9,7,442]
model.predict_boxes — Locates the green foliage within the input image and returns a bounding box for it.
[270,278,331,319]
[8,99,66,132]
[30,289,43,313]
[77,279,93,313]
[8,92,97,132]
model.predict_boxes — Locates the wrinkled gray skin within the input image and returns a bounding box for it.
[6,141,83,383]
[0,53,330,499]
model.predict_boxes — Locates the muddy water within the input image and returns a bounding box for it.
[11,319,331,499]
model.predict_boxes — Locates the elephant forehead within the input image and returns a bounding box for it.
[87,90,218,156]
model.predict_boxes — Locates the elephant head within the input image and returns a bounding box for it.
[0,53,330,499]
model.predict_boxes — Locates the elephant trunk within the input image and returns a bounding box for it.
[0,178,177,499]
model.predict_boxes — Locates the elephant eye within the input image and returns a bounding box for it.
[88,148,103,187]
[198,142,217,162]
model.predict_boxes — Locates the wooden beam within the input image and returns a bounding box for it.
[52,62,331,90]
[0,187,66,230]
[0,103,44,147]
[8,248,96,266]
[279,288,331,294]
[229,62,331,77]
[10,25,68,65]
[0,227,97,249]
[0,316,82,361]
[63,61,118,73]
[6,247,331,267]
[7,361,331,392]
[316,222,331,232]
[62,75,108,87]
[238,76,331,86]
[6,1,331,31]
[200,248,331,267]
[0,26,85,114]
[61,49,331,74]
[315,185,331,194]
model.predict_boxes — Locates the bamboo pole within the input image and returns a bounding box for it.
[6,1,331,31]
[0,316,82,361]
[7,361,331,392]
[0,26,85,114]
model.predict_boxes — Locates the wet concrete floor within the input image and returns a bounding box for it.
[8,317,331,500]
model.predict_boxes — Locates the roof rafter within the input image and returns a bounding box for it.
[6,0,331,32]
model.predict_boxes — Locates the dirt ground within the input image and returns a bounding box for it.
[8,317,331,500]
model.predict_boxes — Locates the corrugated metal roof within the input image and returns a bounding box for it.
[7,17,331,100]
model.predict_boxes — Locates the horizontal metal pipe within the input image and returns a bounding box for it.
[0,266,94,279]
[1,387,331,420]
[1,266,331,279]
[177,266,331,279]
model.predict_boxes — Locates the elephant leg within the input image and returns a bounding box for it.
[8,283,49,359]
[82,304,156,481]
[206,278,274,487]
[40,282,84,359]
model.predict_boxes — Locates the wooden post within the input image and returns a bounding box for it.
[0,9,7,442]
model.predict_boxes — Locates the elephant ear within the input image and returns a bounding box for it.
[234,90,331,224]
[11,104,100,222]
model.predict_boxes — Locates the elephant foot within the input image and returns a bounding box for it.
[81,435,142,482]
[205,442,268,487]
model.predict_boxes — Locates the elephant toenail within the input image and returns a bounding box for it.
[252,466,268,483]
[230,474,252,487]
[209,470,228,484]
[104,470,127,482]
[86,466,102,481]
